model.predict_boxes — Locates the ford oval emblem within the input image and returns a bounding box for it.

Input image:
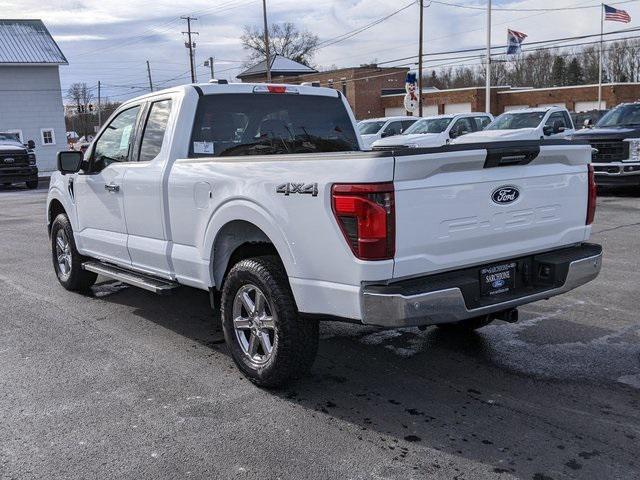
[3,157,15,164]
[492,185,520,205]
[492,279,505,288]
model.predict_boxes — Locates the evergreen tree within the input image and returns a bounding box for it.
[551,56,567,86]
[566,58,584,85]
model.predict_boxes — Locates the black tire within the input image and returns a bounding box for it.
[436,315,493,332]
[26,179,39,189]
[51,214,97,292]
[221,255,319,388]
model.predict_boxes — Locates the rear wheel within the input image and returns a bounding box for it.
[26,179,38,189]
[51,214,97,292]
[436,315,493,332]
[221,255,319,388]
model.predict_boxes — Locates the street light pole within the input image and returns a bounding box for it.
[485,0,492,114]
[262,0,271,82]
[418,0,424,117]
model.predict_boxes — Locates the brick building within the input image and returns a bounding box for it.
[382,83,640,118]
[238,56,640,119]
[238,59,407,118]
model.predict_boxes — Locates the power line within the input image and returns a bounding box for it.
[375,25,640,65]
[430,0,638,12]
[316,1,417,50]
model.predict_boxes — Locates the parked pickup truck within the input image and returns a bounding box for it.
[0,132,38,189]
[571,102,640,187]
[47,82,602,387]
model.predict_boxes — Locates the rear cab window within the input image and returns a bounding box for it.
[189,93,359,157]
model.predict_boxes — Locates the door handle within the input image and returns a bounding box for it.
[104,183,120,193]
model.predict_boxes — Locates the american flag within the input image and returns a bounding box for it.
[507,29,528,55]
[604,4,631,23]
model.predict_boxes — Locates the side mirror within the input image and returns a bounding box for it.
[543,125,554,136]
[380,130,394,138]
[57,151,83,174]
[27,140,36,149]
[583,118,592,128]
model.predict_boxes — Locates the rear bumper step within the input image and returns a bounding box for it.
[361,243,602,327]
[82,261,179,295]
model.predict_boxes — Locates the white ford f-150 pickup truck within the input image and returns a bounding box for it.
[47,82,602,386]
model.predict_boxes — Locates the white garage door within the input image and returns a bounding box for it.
[444,102,472,114]
[385,107,407,117]
[422,105,438,116]
[575,101,605,112]
[504,104,529,112]
[538,102,566,108]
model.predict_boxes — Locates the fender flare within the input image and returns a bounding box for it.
[47,186,78,232]
[202,198,297,283]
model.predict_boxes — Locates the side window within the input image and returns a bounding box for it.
[473,116,491,130]
[139,99,172,162]
[562,112,573,129]
[545,112,568,129]
[384,121,402,136]
[401,120,416,132]
[451,118,474,137]
[92,106,141,172]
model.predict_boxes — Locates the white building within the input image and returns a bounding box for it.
[0,19,68,174]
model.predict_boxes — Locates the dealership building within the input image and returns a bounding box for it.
[238,58,640,119]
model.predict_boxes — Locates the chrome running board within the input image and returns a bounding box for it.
[82,261,179,295]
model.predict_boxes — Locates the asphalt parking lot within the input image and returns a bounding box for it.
[0,182,639,480]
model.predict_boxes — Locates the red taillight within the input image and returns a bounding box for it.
[586,163,597,225]
[331,183,395,260]
[267,85,287,93]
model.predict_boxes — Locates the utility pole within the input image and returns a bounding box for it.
[418,0,424,117]
[262,0,271,82]
[146,60,154,92]
[598,3,604,110]
[97,80,102,128]
[485,0,492,114]
[181,16,198,83]
[205,56,215,80]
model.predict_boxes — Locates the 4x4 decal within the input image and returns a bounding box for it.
[276,182,318,197]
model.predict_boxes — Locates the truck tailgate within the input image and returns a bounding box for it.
[392,141,592,279]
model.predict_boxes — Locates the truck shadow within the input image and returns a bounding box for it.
[90,278,639,479]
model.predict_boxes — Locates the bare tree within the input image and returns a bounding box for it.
[241,22,319,67]
[66,82,94,109]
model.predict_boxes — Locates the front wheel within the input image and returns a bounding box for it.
[221,255,319,388]
[51,214,97,292]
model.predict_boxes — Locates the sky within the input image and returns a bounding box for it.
[2,0,640,103]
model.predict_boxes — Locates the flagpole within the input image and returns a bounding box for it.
[485,0,492,114]
[598,3,604,110]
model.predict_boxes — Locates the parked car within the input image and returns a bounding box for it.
[453,106,575,143]
[572,102,640,188]
[370,113,493,149]
[0,132,38,189]
[357,116,418,149]
[571,109,608,129]
[47,82,601,387]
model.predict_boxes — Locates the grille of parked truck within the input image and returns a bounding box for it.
[0,132,38,189]
[572,102,640,187]
[46,82,602,387]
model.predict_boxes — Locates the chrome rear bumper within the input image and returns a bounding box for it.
[361,245,602,328]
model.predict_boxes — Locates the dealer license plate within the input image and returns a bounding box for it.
[480,262,516,297]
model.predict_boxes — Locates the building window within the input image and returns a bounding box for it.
[41,129,55,146]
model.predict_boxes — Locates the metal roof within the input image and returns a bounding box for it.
[237,54,317,78]
[0,19,67,65]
